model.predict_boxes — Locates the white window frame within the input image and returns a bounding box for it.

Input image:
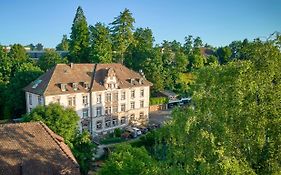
[121,91,126,100]
[73,83,78,91]
[82,95,88,105]
[83,108,89,118]
[140,89,144,97]
[96,107,102,117]
[131,90,135,99]
[61,84,66,92]
[130,102,135,109]
[97,94,102,104]
[121,104,126,112]
[96,120,102,130]
[140,100,144,108]
[68,96,76,107]
[120,117,126,124]
[105,120,111,128]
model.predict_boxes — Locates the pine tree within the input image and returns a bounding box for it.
[110,8,135,64]
[69,6,90,63]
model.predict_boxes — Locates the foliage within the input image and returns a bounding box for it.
[72,131,96,175]
[100,137,125,145]
[23,103,79,142]
[124,27,154,70]
[150,97,168,105]
[98,144,160,175]
[114,128,122,137]
[35,43,44,51]
[155,38,281,174]
[111,8,135,63]
[37,49,68,71]
[89,22,112,63]
[216,46,232,64]
[142,48,164,92]
[4,63,43,118]
[69,6,90,63]
[56,34,69,51]
[0,45,12,82]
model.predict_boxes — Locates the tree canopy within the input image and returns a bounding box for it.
[69,6,90,63]
[37,49,68,71]
[100,36,281,174]
[89,23,112,63]
[111,8,135,63]
[23,103,79,142]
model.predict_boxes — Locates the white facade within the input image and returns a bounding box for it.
[26,86,150,135]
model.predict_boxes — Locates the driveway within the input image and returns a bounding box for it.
[149,110,172,125]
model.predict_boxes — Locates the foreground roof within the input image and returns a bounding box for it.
[24,63,152,95]
[0,122,80,175]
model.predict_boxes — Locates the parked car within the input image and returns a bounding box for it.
[132,127,142,136]
[125,127,138,138]
[138,126,148,134]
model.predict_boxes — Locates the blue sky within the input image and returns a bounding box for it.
[0,0,280,48]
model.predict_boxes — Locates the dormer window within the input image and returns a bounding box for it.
[73,83,78,91]
[130,78,135,84]
[61,84,66,92]
[84,82,90,89]
[139,78,144,84]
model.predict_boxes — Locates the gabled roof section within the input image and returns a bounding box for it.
[91,63,152,91]
[23,66,56,95]
[0,122,80,175]
[24,63,152,95]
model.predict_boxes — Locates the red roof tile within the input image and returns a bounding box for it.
[0,122,80,175]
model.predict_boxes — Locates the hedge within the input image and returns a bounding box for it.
[150,97,168,105]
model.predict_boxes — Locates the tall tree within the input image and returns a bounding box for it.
[125,27,154,70]
[183,35,193,54]
[8,44,29,77]
[216,46,232,64]
[35,43,44,51]
[69,6,90,63]
[193,36,203,48]
[56,34,69,51]
[142,48,164,92]
[0,45,12,83]
[89,22,112,63]
[37,49,68,71]
[4,63,43,118]
[110,8,135,63]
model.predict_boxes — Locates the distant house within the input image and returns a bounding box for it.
[199,47,214,57]
[0,122,80,175]
[24,63,152,136]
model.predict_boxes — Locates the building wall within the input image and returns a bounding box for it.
[26,86,150,135]
[25,92,44,113]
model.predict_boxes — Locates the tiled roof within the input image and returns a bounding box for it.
[24,63,152,95]
[200,47,214,57]
[0,122,80,175]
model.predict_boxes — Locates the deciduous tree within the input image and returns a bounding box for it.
[89,23,112,63]
[37,49,68,71]
[23,103,79,142]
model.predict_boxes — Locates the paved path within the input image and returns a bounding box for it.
[149,110,172,125]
